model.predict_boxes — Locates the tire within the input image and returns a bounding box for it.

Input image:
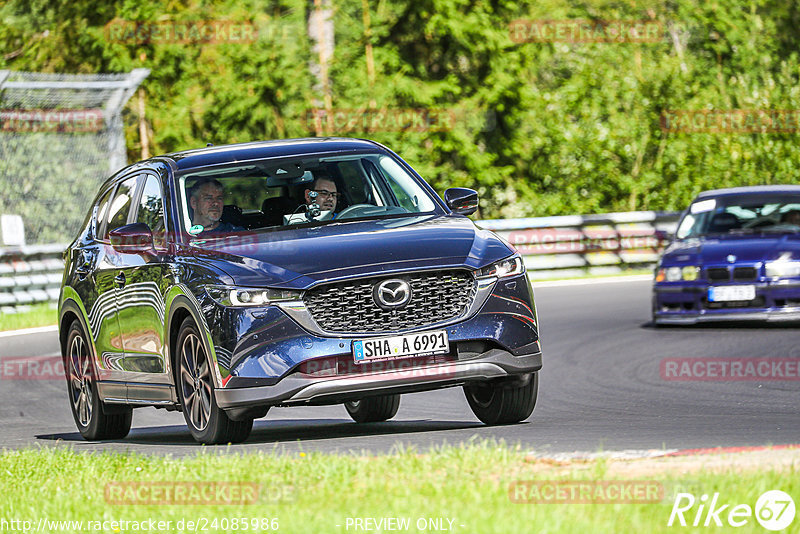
[344,394,400,423]
[65,320,132,440]
[464,372,538,425]
[176,317,253,444]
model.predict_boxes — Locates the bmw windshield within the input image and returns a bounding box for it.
[676,194,800,239]
[176,151,442,241]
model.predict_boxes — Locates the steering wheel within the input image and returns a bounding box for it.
[335,204,380,219]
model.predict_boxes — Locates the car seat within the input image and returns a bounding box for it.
[707,212,741,233]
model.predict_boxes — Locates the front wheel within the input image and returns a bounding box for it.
[344,395,400,423]
[65,320,132,440]
[464,373,538,425]
[176,317,253,444]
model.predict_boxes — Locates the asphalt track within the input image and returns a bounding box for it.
[1,279,798,456]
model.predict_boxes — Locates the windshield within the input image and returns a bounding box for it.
[177,152,440,239]
[676,194,800,239]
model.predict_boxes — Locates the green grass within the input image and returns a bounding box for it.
[0,444,795,533]
[0,302,57,331]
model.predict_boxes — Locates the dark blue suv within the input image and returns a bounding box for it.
[58,138,542,444]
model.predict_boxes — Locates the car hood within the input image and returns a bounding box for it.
[185,215,513,290]
[663,233,800,264]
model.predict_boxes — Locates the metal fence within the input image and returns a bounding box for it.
[0,69,149,245]
[0,211,681,313]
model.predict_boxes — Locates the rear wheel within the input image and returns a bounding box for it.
[464,373,538,425]
[176,317,252,444]
[344,395,400,423]
[65,320,132,440]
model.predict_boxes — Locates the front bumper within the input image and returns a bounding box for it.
[199,272,540,386]
[215,347,542,409]
[653,280,800,324]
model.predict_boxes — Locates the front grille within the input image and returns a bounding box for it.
[303,270,477,334]
[733,267,758,281]
[706,267,730,281]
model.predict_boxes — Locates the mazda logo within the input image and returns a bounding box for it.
[373,279,412,309]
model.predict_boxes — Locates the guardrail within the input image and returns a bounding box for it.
[0,244,65,313]
[0,210,681,312]
[477,211,681,279]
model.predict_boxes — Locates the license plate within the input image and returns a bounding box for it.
[353,330,449,363]
[708,285,756,302]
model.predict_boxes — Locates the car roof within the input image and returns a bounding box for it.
[695,185,800,199]
[158,137,383,171]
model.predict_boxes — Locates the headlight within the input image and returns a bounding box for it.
[766,260,800,279]
[205,285,302,307]
[681,266,700,281]
[656,265,699,282]
[478,255,525,278]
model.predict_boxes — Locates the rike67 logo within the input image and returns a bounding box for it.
[668,490,795,531]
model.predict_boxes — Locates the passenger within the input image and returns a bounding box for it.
[188,178,243,234]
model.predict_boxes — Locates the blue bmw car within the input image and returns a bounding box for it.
[653,185,800,325]
[58,138,542,444]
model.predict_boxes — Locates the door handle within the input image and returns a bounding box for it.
[114,272,126,288]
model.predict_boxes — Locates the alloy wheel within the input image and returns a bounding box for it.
[68,334,92,427]
[180,333,213,431]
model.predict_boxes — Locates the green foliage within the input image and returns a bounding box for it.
[2,0,800,242]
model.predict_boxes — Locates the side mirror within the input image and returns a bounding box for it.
[444,187,479,216]
[109,223,155,254]
[654,229,674,246]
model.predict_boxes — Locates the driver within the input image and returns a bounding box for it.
[303,176,340,218]
[188,178,243,234]
[781,209,800,226]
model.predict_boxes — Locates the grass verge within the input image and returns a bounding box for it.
[0,443,796,533]
[0,303,57,332]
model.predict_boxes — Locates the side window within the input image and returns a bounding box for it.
[136,175,167,249]
[104,176,139,240]
[92,186,115,240]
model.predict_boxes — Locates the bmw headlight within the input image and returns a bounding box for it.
[681,266,700,281]
[765,260,800,279]
[477,255,525,279]
[656,265,700,282]
[205,286,302,307]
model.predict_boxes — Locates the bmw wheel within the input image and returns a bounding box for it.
[464,372,538,425]
[65,320,132,440]
[344,395,400,423]
[176,317,252,444]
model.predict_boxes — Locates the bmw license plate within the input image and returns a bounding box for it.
[708,285,756,302]
[353,330,449,363]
